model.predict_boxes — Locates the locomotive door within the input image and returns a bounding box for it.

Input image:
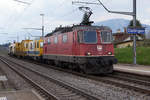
[72,31,80,55]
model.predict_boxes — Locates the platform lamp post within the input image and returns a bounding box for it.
[72,0,137,64]
[40,14,45,38]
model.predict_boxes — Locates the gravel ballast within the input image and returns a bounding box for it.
[4,55,150,100]
[0,58,31,90]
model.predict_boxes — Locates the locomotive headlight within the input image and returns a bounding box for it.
[108,52,112,55]
[86,52,91,56]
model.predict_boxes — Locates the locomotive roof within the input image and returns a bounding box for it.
[45,25,111,37]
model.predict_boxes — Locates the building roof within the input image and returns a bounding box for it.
[113,32,144,44]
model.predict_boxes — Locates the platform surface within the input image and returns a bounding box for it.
[0,90,43,100]
[114,64,150,76]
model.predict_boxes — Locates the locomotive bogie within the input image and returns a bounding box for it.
[43,54,117,74]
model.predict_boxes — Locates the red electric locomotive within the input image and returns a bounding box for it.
[43,7,117,74]
[43,25,117,74]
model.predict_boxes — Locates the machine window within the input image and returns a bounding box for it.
[37,42,39,48]
[40,42,44,48]
[100,31,113,43]
[24,43,26,48]
[63,34,67,43]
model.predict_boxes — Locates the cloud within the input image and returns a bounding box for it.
[142,19,150,25]
[146,8,150,14]
[0,0,150,44]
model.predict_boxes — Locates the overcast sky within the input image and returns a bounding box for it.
[0,0,150,44]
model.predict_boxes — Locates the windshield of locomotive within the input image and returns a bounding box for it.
[78,31,97,43]
[100,31,113,43]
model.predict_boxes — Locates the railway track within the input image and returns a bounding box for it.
[0,56,101,100]
[0,56,58,100]
[13,56,150,95]
[36,61,150,94]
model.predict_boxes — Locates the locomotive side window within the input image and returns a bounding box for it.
[83,31,97,43]
[54,36,58,44]
[30,43,33,49]
[26,43,28,49]
[48,38,51,44]
[73,32,75,42]
[100,31,113,43]
[63,34,67,43]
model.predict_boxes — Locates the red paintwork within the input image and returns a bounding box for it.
[43,29,114,56]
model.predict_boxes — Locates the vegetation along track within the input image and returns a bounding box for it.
[0,56,101,100]
[16,56,150,95]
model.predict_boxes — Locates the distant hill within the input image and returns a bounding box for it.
[95,18,150,38]
[95,19,130,33]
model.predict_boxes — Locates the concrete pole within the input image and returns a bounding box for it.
[40,14,44,38]
[133,0,136,64]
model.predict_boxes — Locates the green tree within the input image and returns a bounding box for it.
[128,20,142,27]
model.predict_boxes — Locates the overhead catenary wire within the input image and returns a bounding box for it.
[13,0,31,5]
[4,0,35,35]
[5,0,84,41]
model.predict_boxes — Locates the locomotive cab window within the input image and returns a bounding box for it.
[100,31,113,43]
[78,31,97,43]
[84,31,97,43]
[77,31,84,43]
[54,36,58,44]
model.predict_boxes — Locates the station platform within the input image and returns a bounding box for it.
[0,90,43,100]
[114,64,150,76]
